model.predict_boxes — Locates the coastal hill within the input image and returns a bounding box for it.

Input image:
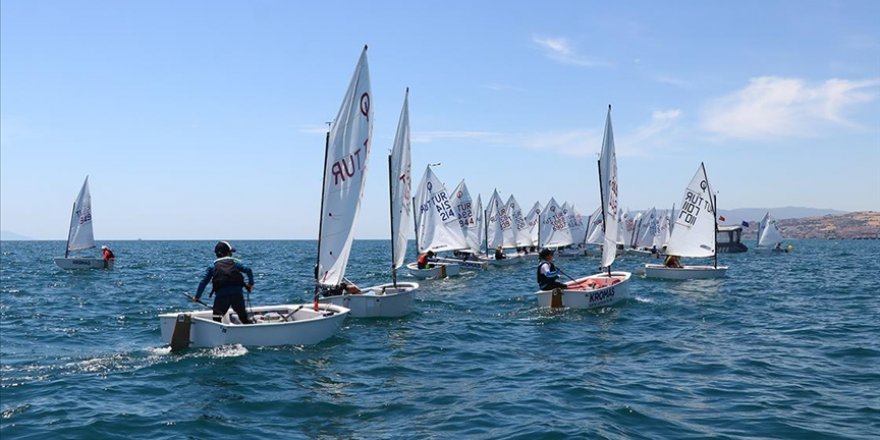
[735,211,880,240]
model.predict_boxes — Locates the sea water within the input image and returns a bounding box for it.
[1,239,878,439]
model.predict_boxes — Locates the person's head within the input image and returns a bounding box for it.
[539,249,554,261]
[496,245,502,251]
[101,245,109,250]
[427,250,435,257]
[214,241,235,258]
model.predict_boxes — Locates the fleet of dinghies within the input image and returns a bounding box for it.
[47,46,755,350]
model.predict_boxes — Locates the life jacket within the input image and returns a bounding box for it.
[103,249,115,260]
[536,261,557,289]
[417,254,428,264]
[212,258,244,292]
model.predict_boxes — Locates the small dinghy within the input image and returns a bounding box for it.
[53,176,112,270]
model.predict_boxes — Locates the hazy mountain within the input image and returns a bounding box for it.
[717,207,847,225]
[0,230,33,240]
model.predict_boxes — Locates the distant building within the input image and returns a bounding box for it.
[717,225,748,253]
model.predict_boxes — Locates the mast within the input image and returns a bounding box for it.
[597,158,610,276]
[387,153,397,287]
[484,206,490,258]
[315,128,331,287]
[412,196,420,255]
[64,201,75,258]
[714,194,719,269]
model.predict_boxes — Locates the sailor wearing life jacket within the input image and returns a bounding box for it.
[416,250,436,269]
[194,241,255,324]
[536,249,567,291]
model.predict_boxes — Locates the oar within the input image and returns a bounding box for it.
[182,292,210,308]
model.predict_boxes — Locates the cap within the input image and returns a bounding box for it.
[101,245,108,250]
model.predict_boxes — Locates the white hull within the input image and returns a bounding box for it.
[158,303,349,348]
[754,247,790,254]
[54,257,112,270]
[436,256,488,269]
[536,272,632,309]
[319,282,418,318]
[644,264,728,279]
[488,254,523,266]
[406,262,461,279]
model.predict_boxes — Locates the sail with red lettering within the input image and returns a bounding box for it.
[389,88,412,271]
[538,197,573,249]
[598,105,620,269]
[665,162,716,258]
[451,179,482,253]
[317,46,372,287]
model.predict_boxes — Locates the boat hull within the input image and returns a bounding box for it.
[406,262,461,279]
[435,256,488,269]
[535,272,632,309]
[158,303,349,348]
[54,257,112,270]
[644,264,728,279]
[488,254,523,266]
[319,282,418,318]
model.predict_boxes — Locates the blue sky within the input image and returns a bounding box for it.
[2,0,878,240]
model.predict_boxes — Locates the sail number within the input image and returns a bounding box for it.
[678,190,713,226]
[421,191,456,222]
[456,202,474,227]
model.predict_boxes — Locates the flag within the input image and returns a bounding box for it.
[741,220,750,227]
[719,215,726,222]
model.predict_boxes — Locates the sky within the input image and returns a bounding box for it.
[1,0,878,240]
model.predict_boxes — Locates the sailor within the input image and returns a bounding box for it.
[536,249,567,291]
[101,245,115,268]
[416,250,436,269]
[194,241,255,324]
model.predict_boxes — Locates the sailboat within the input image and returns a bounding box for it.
[54,176,111,270]
[536,106,632,309]
[644,162,728,279]
[443,179,489,269]
[485,193,525,266]
[319,88,419,317]
[755,211,790,253]
[538,197,574,251]
[407,165,467,279]
[157,45,379,349]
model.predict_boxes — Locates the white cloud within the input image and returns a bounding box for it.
[531,35,610,68]
[520,129,601,157]
[701,76,880,139]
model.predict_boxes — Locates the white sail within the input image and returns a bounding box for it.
[475,194,485,253]
[66,176,96,253]
[585,206,604,245]
[525,201,542,247]
[567,205,587,245]
[486,189,508,250]
[636,208,658,248]
[451,179,482,253]
[539,197,573,248]
[317,47,372,287]
[389,89,413,271]
[507,195,531,247]
[654,209,671,248]
[598,106,620,269]
[414,166,468,253]
[665,162,717,258]
[757,212,784,248]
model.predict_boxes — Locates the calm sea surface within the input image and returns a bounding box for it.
[1,239,878,439]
